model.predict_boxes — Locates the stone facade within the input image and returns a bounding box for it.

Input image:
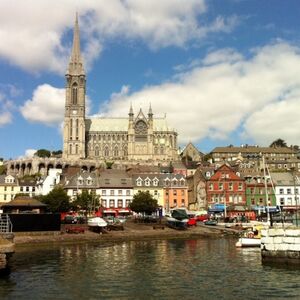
[63,16,178,163]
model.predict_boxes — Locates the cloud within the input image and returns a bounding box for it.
[0,84,19,126]
[20,84,65,126]
[0,0,237,73]
[18,149,37,159]
[98,42,300,146]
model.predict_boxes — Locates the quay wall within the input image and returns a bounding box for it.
[0,234,15,270]
[261,227,300,264]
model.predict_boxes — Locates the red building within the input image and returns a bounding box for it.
[206,164,246,209]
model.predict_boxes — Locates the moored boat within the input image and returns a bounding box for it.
[88,217,107,228]
[235,225,262,247]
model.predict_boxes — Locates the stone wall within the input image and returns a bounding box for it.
[261,227,300,264]
[0,235,15,270]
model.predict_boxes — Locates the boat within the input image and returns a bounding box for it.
[88,217,107,228]
[235,225,262,248]
[166,209,189,230]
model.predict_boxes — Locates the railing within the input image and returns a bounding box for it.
[0,214,13,233]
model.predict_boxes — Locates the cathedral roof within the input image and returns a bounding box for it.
[86,117,174,132]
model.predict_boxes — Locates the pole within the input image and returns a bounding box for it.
[292,169,299,226]
[262,155,270,225]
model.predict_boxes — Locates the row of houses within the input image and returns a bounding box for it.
[1,161,299,216]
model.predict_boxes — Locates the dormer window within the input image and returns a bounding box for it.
[77,176,83,185]
[136,178,143,186]
[145,178,151,186]
[153,178,159,186]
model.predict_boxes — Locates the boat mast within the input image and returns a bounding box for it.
[262,155,271,225]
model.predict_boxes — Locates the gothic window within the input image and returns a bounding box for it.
[113,146,119,157]
[135,121,147,134]
[95,146,99,157]
[71,83,78,105]
[123,145,128,156]
[69,144,72,154]
[75,144,78,154]
[104,146,109,157]
[76,119,79,139]
[70,119,73,139]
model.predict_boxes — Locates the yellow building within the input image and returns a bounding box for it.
[0,175,20,205]
[132,174,164,207]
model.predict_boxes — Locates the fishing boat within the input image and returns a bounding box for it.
[88,217,107,228]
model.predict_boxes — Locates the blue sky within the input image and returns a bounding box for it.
[1,0,300,160]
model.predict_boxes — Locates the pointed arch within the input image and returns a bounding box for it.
[71,82,78,105]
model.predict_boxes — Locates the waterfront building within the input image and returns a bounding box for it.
[206,164,246,209]
[186,168,207,210]
[132,173,164,208]
[270,172,300,210]
[244,175,276,207]
[180,142,204,163]
[0,175,19,204]
[63,15,178,163]
[18,178,38,198]
[36,169,62,195]
[162,174,188,212]
[64,170,133,212]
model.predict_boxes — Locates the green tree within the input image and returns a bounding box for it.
[105,161,114,169]
[51,150,62,156]
[269,138,287,148]
[35,149,51,158]
[129,191,158,215]
[40,186,71,213]
[0,165,6,175]
[72,190,100,213]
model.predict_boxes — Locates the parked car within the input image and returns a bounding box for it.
[62,215,77,224]
[196,214,209,222]
[187,214,197,226]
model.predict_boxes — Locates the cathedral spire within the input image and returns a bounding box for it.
[129,103,134,116]
[148,103,153,118]
[67,13,85,75]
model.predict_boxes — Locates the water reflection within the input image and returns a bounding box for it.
[0,238,299,299]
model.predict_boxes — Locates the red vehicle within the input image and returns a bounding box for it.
[196,214,209,222]
[187,214,197,226]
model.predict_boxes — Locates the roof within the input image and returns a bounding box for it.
[85,116,174,132]
[270,172,299,186]
[211,146,297,154]
[1,196,46,207]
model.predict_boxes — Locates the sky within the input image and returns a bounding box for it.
[1,0,300,160]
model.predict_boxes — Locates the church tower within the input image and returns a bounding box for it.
[63,14,86,159]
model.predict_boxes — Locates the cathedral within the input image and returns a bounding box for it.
[63,16,179,163]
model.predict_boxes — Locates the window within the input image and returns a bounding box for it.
[280,198,284,205]
[154,190,158,196]
[26,187,29,192]
[181,199,185,207]
[126,199,131,207]
[238,183,243,191]
[110,190,114,196]
[102,190,106,196]
[173,190,177,196]
[279,188,284,195]
[181,190,185,196]
[287,188,291,194]
[145,179,150,186]
[126,190,130,196]
[109,200,114,208]
[219,183,223,190]
[173,199,177,205]
[136,179,142,186]
[118,190,122,196]
[4,186,7,191]
[71,83,78,104]
[229,183,233,191]
[209,183,213,191]
[118,199,123,208]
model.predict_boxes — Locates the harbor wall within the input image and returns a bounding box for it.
[0,234,15,270]
[261,227,300,264]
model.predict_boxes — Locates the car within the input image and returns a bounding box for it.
[187,215,197,226]
[196,214,209,222]
[62,215,77,224]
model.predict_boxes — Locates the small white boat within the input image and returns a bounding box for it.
[235,237,261,248]
[88,217,107,228]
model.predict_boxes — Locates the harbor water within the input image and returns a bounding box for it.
[0,238,300,299]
